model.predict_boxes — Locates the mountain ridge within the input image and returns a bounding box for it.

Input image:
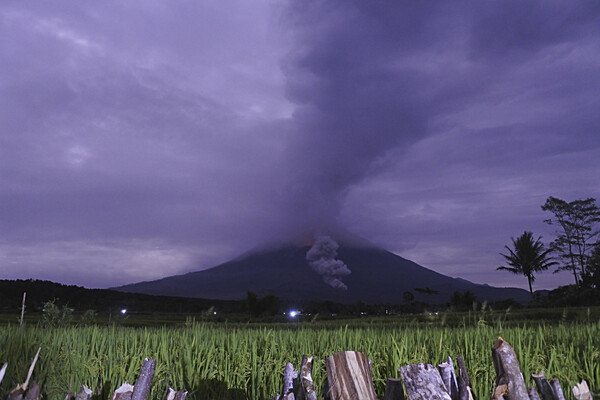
[114,241,530,304]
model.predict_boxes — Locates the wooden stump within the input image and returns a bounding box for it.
[399,363,452,400]
[550,379,565,400]
[438,356,459,400]
[456,355,475,400]
[131,359,156,400]
[324,351,377,400]
[111,384,134,400]
[296,356,318,400]
[531,371,556,400]
[163,387,187,400]
[528,386,541,400]
[492,338,528,400]
[282,362,298,400]
[75,385,93,400]
[383,378,405,400]
[572,381,592,400]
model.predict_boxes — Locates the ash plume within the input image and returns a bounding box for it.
[306,235,351,290]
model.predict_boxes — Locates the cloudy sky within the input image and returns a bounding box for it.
[2,1,599,291]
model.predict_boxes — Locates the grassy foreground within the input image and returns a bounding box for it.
[0,319,598,400]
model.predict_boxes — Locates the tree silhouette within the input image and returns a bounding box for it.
[498,231,557,298]
[542,196,600,285]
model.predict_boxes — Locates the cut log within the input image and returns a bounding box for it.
[325,351,377,400]
[111,383,134,400]
[572,380,592,400]
[531,372,556,400]
[282,362,298,400]
[163,387,187,400]
[296,356,318,400]
[492,338,528,400]
[528,386,541,400]
[75,385,93,400]
[550,379,565,400]
[399,363,451,400]
[456,355,475,400]
[383,378,405,400]
[439,356,459,400]
[131,359,156,400]
[23,382,40,400]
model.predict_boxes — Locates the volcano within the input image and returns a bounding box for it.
[114,239,530,304]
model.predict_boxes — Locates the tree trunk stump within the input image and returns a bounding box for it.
[399,363,452,400]
[324,351,377,400]
[492,338,528,400]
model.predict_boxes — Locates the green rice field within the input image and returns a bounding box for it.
[0,314,598,400]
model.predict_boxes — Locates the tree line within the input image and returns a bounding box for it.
[498,196,600,298]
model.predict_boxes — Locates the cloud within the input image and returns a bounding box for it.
[1,0,599,290]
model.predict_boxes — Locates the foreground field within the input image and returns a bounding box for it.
[0,319,598,400]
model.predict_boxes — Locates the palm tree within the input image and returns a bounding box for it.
[498,231,557,298]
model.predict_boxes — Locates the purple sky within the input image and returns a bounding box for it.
[2,1,599,292]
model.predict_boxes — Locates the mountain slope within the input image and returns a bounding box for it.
[114,243,530,304]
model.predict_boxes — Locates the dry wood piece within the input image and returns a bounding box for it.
[111,383,134,400]
[383,378,405,400]
[493,373,509,400]
[20,293,26,328]
[528,386,541,400]
[131,358,156,400]
[531,371,556,400]
[325,351,377,400]
[164,387,187,400]
[296,356,318,400]
[456,355,475,400]
[572,380,592,400]
[75,385,93,400]
[0,362,7,386]
[439,356,459,400]
[8,347,42,400]
[550,379,565,400]
[399,363,452,400]
[282,362,298,400]
[492,338,528,400]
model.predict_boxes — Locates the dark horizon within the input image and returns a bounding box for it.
[2,1,599,291]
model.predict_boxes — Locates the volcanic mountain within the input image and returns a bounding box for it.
[114,238,530,304]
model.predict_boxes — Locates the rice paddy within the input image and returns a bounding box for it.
[0,312,598,400]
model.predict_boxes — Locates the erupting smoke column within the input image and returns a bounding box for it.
[306,235,351,290]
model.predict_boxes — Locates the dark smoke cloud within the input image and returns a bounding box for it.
[1,1,599,290]
[306,235,351,290]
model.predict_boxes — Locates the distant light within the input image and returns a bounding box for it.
[289,310,300,318]
[213,311,217,315]
[121,309,127,315]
